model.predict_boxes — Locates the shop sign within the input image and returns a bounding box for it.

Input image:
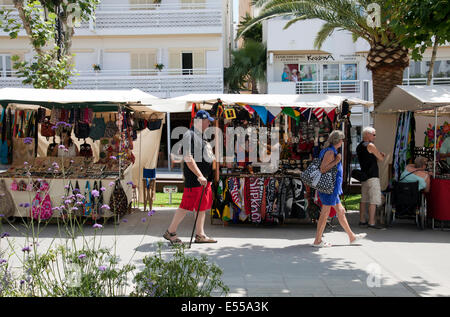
[275,54,335,62]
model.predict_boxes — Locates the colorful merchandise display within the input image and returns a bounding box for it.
[207,100,351,226]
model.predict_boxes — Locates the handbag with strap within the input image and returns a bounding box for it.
[0,179,15,218]
[79,142,93,158]
[74,120,90,141]
[41,116,55,139]
[104,114,119,138]
[147,113,162,131]
[299,157,337,195]
[89,116,106,141]
[109,179,128,217]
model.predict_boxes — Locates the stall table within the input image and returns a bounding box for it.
[1,165,133,219]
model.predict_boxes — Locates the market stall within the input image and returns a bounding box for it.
[375,85,450,225]
[0,88,164,220]
[169,94,372,226]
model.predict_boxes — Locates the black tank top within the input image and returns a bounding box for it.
[356,141,379,178]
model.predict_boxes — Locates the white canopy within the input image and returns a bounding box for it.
[167,93,372,111]
[0,87,159,113]
[377,85,450,113]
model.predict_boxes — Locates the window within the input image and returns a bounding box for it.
[181,0,206,9]
[409,60,424,78]
[130,51,157,76]
[322,64,339,81]
[0,55,12,77]
[129,0,158,10]
[299,64,318,82]
[182,52,193,75]
[341,63,357,80]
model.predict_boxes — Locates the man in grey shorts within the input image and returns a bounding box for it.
[356,127,386,230]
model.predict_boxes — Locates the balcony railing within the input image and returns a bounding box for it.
[295,80,361,94]
[402,77,450,86]
[0,69,223,97]
[0,2,223,34]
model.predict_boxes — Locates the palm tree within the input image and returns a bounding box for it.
[238,0,410,107]
[224,40,267,94]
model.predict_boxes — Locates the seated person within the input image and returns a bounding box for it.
[399,156,430,193]
[52,130,79,157]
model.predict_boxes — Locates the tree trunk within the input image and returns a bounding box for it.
[13,0,44,56]
[371,65,405,108]
[366,43,409,107]
[427,35,439,86]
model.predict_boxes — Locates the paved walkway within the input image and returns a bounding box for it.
[2,208,450,297]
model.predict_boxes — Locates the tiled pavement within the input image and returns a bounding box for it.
[2,207,450,297]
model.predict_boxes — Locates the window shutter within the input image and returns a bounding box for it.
[169,49,181,74]
[193,50,205,75]
[131,53,139,76]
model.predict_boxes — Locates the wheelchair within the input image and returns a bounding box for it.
[384,181,427,230]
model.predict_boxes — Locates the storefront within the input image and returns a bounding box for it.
[0,88,164,220]
[268,52,367,95]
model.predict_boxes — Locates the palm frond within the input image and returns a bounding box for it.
[313,22,338,49]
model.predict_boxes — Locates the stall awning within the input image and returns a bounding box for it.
[0,87,160,113]
[376,85,450,113]
[169,93,373,110]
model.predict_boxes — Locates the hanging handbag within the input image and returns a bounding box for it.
[109,179,128,217]
[299,157,337,195]
[147,113,162,131]
[89,116,106,141]
[0,179,15,218]
[74,120,90,141]
[41,116,55,139]
[12,137,35,166]
[79,142,93,158]
[104,114,119,138]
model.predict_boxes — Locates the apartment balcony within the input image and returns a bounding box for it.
[402,77,450,86]
[0,69,223,98]
[268,80,363,96]
[0,2,223,36]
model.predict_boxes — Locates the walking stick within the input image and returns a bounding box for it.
[189,184,206,249]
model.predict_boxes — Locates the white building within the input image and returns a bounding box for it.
[0,0,233,98]
[262,17,450,151]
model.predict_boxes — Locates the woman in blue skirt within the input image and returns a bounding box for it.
[312,130,367,248]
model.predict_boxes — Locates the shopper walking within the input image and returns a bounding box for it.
[163,110,217,245]
[312,130,367,247]
[356,127,386,229]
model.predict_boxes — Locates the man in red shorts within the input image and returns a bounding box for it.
[163,110,217,245]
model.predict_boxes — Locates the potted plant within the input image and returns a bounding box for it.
[92,64,101,72]
[155,63,164,71]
